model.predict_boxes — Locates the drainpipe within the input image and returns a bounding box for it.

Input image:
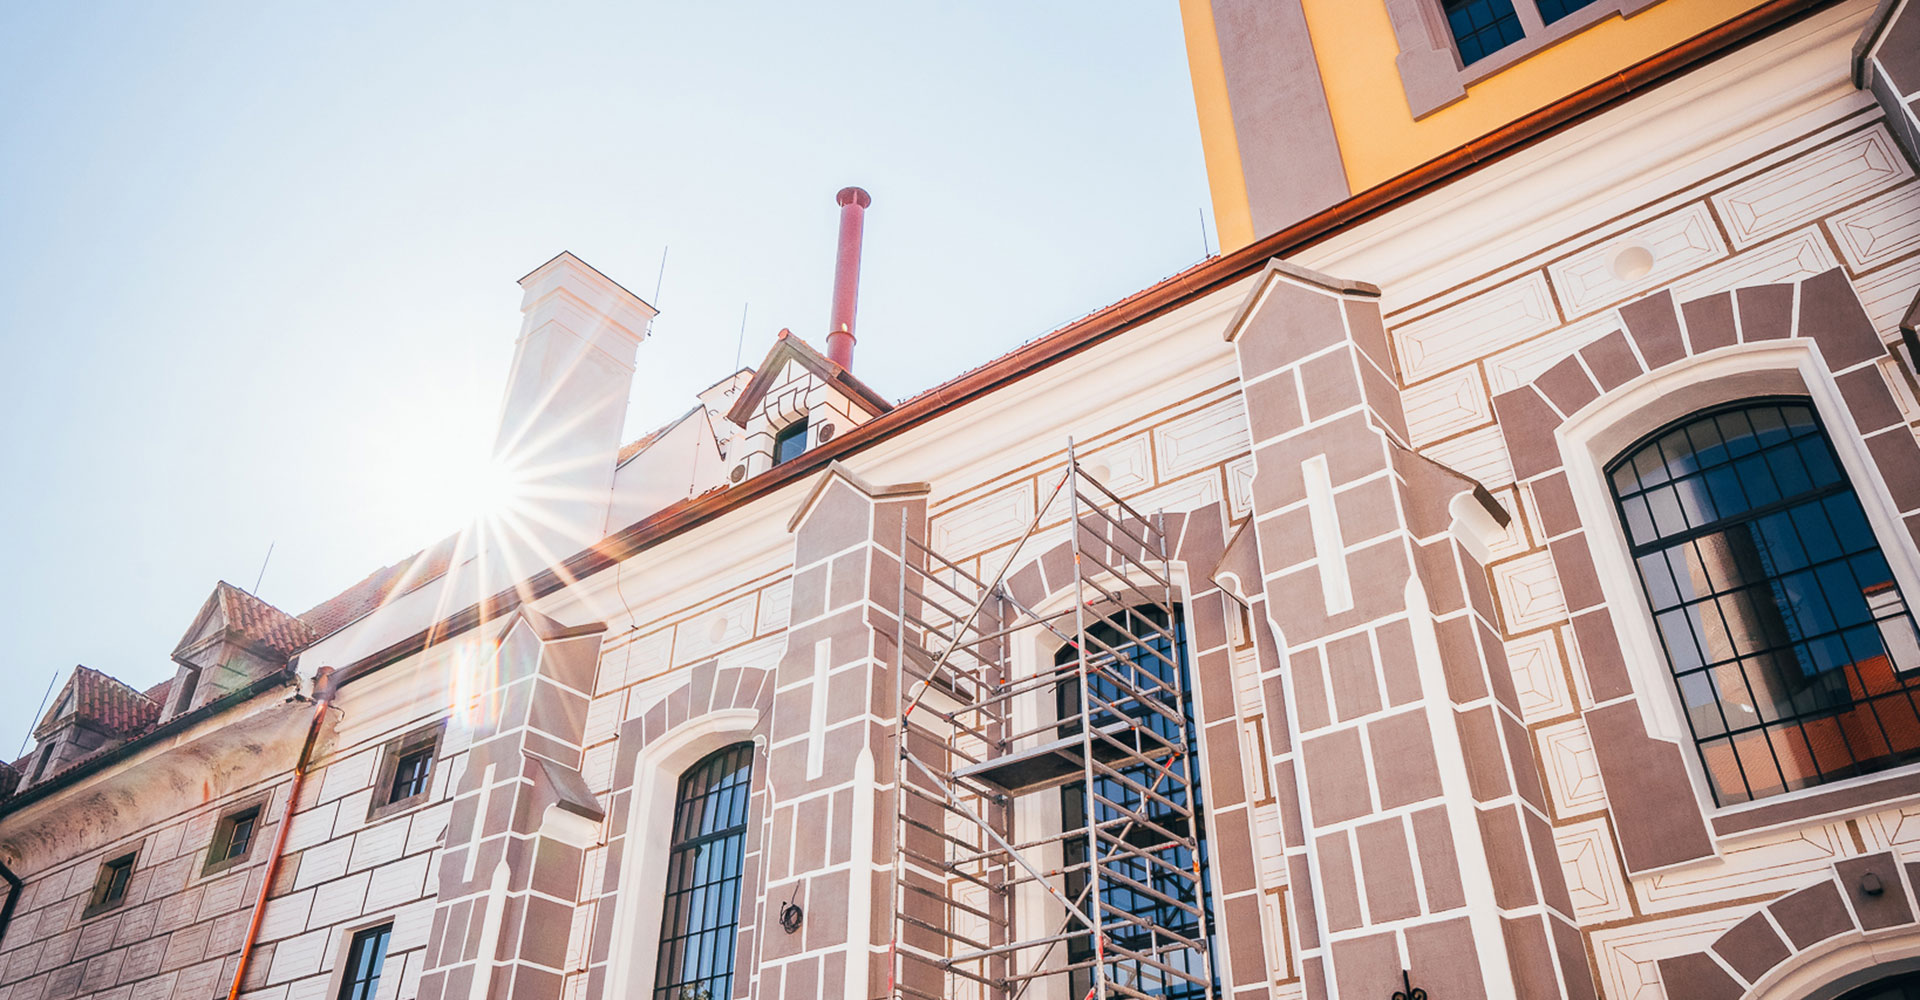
[227,666,336,1000]
[0,856,22,953]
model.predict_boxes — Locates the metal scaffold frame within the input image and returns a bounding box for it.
[886,440,1216,1000]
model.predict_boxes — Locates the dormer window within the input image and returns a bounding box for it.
[174,668,199,715]
[774,419,809,465]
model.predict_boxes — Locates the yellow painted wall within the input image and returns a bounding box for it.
[1301,0,1775,193]
[1179,0,1256,251]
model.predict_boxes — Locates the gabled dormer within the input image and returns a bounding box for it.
[164,581,315,721]
[21,665,161,789]
[723,331,892,483]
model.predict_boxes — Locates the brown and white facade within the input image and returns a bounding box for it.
[6,3,1920,1000]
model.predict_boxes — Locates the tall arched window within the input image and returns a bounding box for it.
[1055,604,1215,1000]
[1609,398,1920,805]
[652,742,754,1000]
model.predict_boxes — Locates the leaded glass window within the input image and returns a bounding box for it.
[653,743,754,1000]
[1442,0,1526,65]
[1056,606,1215,1000]
[1609,399,1920,805]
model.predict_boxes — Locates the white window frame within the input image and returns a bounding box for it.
[605,708,761,1000]
[1556,340,1920,824]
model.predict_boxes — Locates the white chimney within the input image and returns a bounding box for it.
[488,252,655,577]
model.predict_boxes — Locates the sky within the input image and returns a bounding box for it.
[0,2,1215,757]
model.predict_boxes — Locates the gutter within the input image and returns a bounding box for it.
[326,0,1832,689]
[0,856,21,955]
[227,667,336,1000]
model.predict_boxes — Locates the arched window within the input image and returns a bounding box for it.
[1054,604,1215,1000]
[1836,969,1920,999]
[1609,398,1920,805]
[652,742,754,1000]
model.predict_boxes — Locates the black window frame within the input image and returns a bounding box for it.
[1053,604,1217,1000]
[651,742,754,1000]
[1608,397,1920,807]
[772,418,809,465]
[336,922,393,1000]
[84,850,138,918]
[367,720,445,822]
[1441,0,1528,65]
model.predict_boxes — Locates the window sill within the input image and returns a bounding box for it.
[365,790,433,825]
[1709,763,1920,840]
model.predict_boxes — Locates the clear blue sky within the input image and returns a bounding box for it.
[0,2,1213,756]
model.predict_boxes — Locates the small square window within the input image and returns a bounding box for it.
[389,747,433,803]
[774,418,809,465]
[203,804,262,875]
[337,924,393,1000]
[368,721,445,822]
[86,852,136,917]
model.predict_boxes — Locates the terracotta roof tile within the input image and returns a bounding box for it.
[298,533,459,637]
[214,582,317,658]
[35,665,161,739]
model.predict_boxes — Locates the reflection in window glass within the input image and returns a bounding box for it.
[1610,399,1920,805]
[653,743,753,1000]
[1055,606,1215,1000]
[1442,0,1526,64]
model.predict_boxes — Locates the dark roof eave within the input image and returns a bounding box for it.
[325,0,1829,691]
[0,667,302,819]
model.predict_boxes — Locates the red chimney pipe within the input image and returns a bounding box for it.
[826,186,870,370]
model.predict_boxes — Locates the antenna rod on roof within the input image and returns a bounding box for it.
[17,670,57,758]
[653,245,669,306]
[734,301,749,371]
[252,541,275,597]
[1198,208,1211,258]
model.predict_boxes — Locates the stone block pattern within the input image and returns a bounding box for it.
[1375,102,1920,999]
[1232,263,1592,1000]
[0,779,299,1000]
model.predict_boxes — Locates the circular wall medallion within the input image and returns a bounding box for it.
[1609,243,1656,282]
[817,422,836,443]
[730,464,746,483]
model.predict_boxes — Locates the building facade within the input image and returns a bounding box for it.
[4,2,1920,999]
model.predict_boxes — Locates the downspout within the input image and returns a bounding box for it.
[227,666,336,1000]
[0,856,22,953]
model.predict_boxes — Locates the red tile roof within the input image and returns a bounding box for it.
[34,665,161,739]
[297,534,459,637]
[617,405,701,465]
[214,582,317,658]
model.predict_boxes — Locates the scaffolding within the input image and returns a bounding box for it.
[887,442,1217,1000]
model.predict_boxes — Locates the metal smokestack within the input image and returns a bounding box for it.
[826,186,870,370]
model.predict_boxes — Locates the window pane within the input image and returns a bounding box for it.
[1056,607,1216,1000]
[1442,0,1526,65]
[337,925,391,1000]
[653,743,752,1000]
[1536,0,1600,23]
[1609,400,1920,805]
